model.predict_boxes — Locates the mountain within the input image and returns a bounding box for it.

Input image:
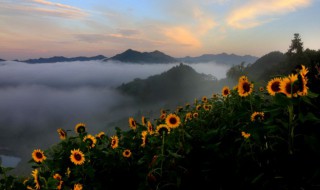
[244,51,286,80]
[20,55,107,63]
[117,63,216,103]
[0,58,5,62]
[177,53,259,65]
[105,49,178,63]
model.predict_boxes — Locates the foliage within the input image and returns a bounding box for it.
[1,63,320,189]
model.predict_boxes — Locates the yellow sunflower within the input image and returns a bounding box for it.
[297,73,308,96]
[74,183,83,190]
[160,113,166,120]
[147,121,154,135]
[202,96,208,103]
[53,173,63,190]
[212,93,218,99]
[185,112,192,122]
[196,104,202,111]
[75,123,86,134]
[156,124,170,135]
[53,173,62,181]
[110,135,119,149]
[280,74,299,98]
[96,132,105,140]
[203,104,212,111]
[259,87,264,92]
[83,134,97,148]
[237,76,254,97]
[70,149,85,165]
[57,128,67,140]
[165,113,181,129]
[32,149,46,163]
[266,77,282,96]
[241,131,251,139]
[251,112,264,122]
[221,86,231,97]
[31,169,41,190]
[141,130,148,147]
[193,112,199,118]
[141,116,147,126]
[128,117,137,130]
[123,149,132,158]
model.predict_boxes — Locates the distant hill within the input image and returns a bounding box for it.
[20,55,107,63]
[244,51,286,80]
[177,53,258,65]
[117,63,216,104]
[105,49,178,63]
[0,58,5,62]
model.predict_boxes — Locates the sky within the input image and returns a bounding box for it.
[1,0,320,60]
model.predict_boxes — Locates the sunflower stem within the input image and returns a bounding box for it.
[288,104,294,155]
[160,131,165,176]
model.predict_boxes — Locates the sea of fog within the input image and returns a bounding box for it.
[0,60,230,173]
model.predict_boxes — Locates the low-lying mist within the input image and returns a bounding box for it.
[0,60,231,174]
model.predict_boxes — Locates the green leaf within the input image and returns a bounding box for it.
[168,150,183,159]
[299,112,320,123]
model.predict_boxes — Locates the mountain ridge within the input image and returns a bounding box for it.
[177,53,258,65]
[19,55,107,63]
[104,49,178,63]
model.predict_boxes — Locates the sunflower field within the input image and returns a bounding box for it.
[1,64,320,190]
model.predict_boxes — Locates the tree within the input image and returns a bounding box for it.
[287,33,304,55]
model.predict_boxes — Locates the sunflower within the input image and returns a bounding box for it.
[237,76,254,97]
[266,77,282,96]
[57,128,67,140]
[83,134,97,148]
[53,173,62,181]
[297,73,308,96]
[156,124,170,136]
[165,113,181,128]
[185,112,192,122]
[74,183,83,190]
[241,131,251,139]
[280,74,299,98]
[160,113,166,120]
[75,123,86,134]
[141,116,147,126]
[70,149,85,165]
[96,132,105,140]
[141,130,148,147]
[193,112,199,118]
[129,117,137,130]
[160,109,166,115]
[53,174,63,190]
[196,104,202,111]
[32,149,46,163]
[222,86,231,97]
[259,87,264,92]
[147,121,154,135]
[212,93,218,99]
[239,75,248,82]
[251,112,264,122]
[110,135,119,149]
[202,96,208,103]
[203,104,211,111]
[123,149,132,158]
[31,169,40,190]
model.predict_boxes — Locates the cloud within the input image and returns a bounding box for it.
[227,0,311,29]
[163,26,202,48]
[0,0,87,19]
